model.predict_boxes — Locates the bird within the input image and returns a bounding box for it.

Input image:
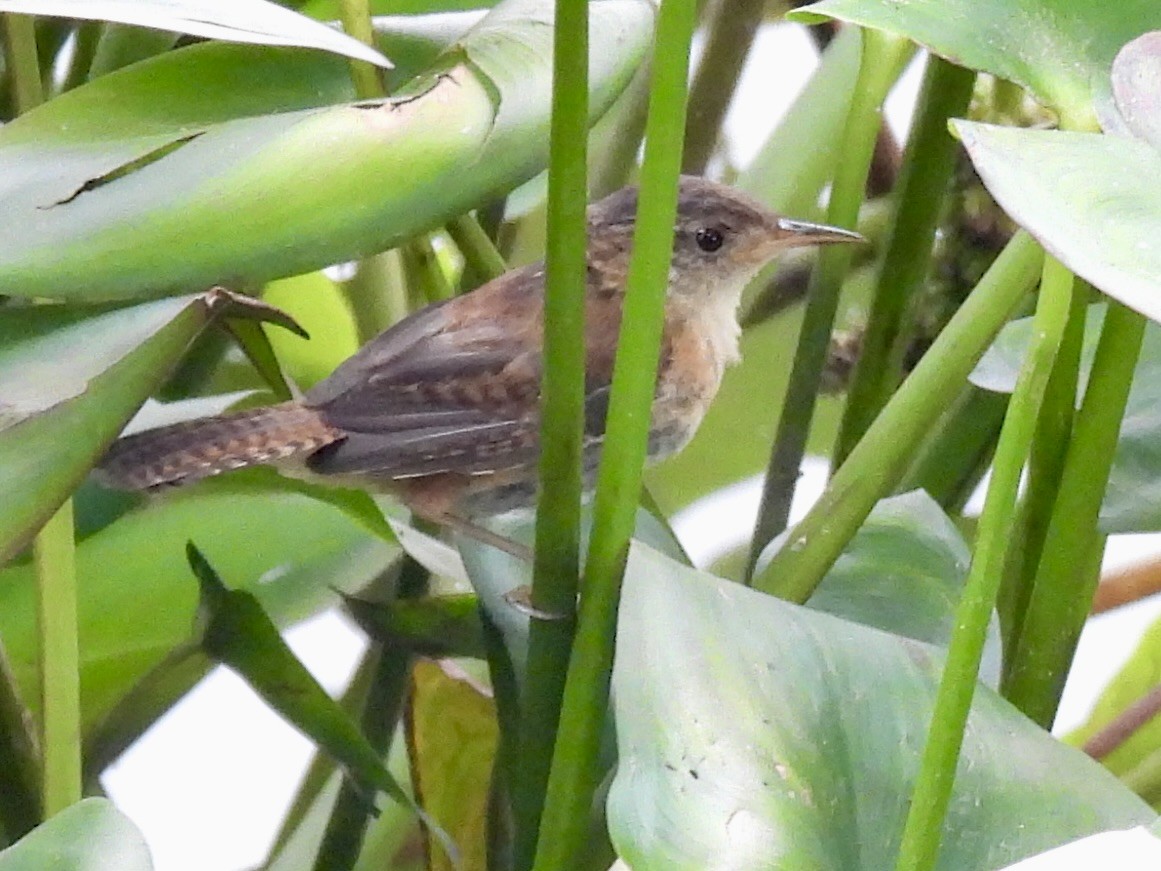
[97,176,861,536]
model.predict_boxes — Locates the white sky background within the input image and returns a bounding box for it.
[100,23,1161,871]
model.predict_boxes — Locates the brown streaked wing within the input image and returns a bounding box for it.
[305,264,547,478]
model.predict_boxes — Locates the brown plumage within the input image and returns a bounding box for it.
[96,177,861,523]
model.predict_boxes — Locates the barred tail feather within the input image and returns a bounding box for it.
[96,402,342,491]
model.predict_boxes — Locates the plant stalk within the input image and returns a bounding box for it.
[2,13,42,114]
[753,231,1043,600]
[1003,301,1147,727]
[894,252,1071,871]
[446,214,508,285]
[998,276,1085,683]
[338,0,384,101]
[34,504,82,816]
[681,0,772,174]
[834,56,977,464]
[530,1,699,867]
[519,0,590,865]
[746,29,911,579]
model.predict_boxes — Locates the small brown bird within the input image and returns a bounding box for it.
[98,177,860,528]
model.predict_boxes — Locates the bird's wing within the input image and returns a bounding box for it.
[303,265,618,480]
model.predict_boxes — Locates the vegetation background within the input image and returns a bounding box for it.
[1,1,1161,870]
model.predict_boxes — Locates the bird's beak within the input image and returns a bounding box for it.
[774,217,865,247]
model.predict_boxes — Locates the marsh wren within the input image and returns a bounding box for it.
[98,177,860,525]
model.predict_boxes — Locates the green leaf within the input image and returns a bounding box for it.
[0,289,292,562]
[956,123,1161,325]
[186,544,456,859]
[0,0,653,301]
[407,659,497,871]
[346,593,484,659]
[793,0,1161,130]
[0,798,152,871]
[804,491,1003,686]
[0,0,392,67]
[0,491,392,738]
[609,542,1154,870]
[973,303,1161,533]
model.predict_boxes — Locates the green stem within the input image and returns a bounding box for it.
[34,503,82,816]
[681,0,772,174]
[896,385,1008,511]
[746,30,911,579]
[999,274,1084,684]
[519,0,589,866]
[754,232,1043,600]
[400,238,454,303]
[338,0,384,100]
[2,14,43,114]
[312,644,414,871]
[4,15,78,820]
[894,251,1070,871]
[530,2,698,868]
[834,57,977,464]
[336,0,404,337]
[345,251,408,342]
[1003,301,1147,726]
[445,214,507,284]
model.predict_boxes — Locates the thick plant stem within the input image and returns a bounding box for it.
[897,385,1008,511]
[998,276,1085,681]
[338,0,383,100]
[446,214,507,284]
[681,0,771,174]
[1003,301,1147,727]
[337,0,407,337]
[834,57,977,464]
[2,14,42,113]
[746,30,910,579]
[346,251,407,341]
[530,2,698,868]
[34,503,82,816]
[5,13,79,819]
[894,252,1070,871]
[754,232,1043,601]
[518,0,589,867]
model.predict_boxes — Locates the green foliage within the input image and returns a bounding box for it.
[3,0,1161,869]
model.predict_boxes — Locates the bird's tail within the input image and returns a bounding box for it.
[96,402,343,491]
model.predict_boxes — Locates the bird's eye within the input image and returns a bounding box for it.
[695,226,725,252]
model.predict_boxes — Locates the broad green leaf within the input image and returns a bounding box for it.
[0,492,392,734]
[802,491,1003,686]
[973,304,1161,533]
[956,123,1161,326]
[0,798,151,871]
[262,271,360,388]
[0,0,653,301]
[407,659,497,871]
[793,0,1161,130]
[609,542,1154,870]
[0,0,391,67]
[0,289,291,562]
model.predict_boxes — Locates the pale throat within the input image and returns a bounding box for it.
[696,273,748,372]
